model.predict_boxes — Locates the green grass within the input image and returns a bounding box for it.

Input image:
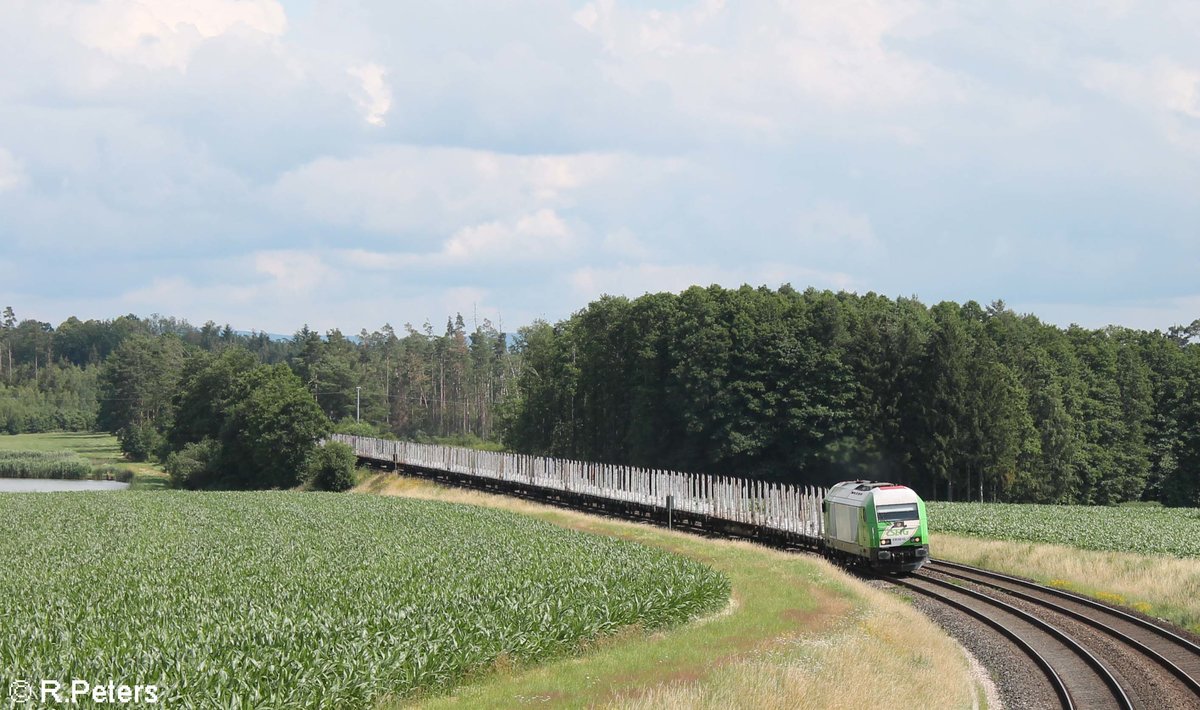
[0,431,124,459]
[928,501,1200,557]
[0,492,728,708]
[0,432,168,489]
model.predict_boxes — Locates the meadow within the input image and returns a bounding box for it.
[0,491,728,708]
[0,432,166,489]
[357,474,982,710]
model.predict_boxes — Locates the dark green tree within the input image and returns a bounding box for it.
[219,364,331,489]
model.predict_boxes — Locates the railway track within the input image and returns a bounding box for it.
[881,560,1200,709]
[885,570,1131,709]
[345,436,1200,707]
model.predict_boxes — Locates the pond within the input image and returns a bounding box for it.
[0,478,131,493]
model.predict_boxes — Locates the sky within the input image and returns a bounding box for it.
[0,0,1198,336]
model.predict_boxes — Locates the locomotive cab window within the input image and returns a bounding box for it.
[875,503,919,522]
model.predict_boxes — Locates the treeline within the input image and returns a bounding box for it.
[291,316,515,441]
[0,310,289,434]
[6,291,1200,505]
[500,286,1200,506]
[0,307,517,452]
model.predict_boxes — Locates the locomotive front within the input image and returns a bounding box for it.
[822,481,930,573]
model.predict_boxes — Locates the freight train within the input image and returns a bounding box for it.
[822,480,930,573]
[337,435,931,574]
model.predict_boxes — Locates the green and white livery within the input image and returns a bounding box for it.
[822,480,930,573]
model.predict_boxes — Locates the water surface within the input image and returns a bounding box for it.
[0,478,130,492]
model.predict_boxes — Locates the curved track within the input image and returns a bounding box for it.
[885,571,1131,710]
[922,560,1200,708]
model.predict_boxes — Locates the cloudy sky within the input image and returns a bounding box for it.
[1,0,1197,335]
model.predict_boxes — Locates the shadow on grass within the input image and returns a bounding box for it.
[129,473,170,491]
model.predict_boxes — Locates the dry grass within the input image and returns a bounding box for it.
[933,532,1200,632]
[357,473,983,709]
[606,589,976,710]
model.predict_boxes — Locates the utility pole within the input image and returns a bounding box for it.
[356,386,361,422]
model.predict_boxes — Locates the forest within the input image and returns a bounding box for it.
[1,287,1198,504]
[503,287,1200,506]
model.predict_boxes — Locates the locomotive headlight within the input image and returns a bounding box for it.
[913,536,921,543]
[881,538,890,546]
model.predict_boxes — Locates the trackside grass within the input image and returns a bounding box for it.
[928,501,1200,632]
[357,474,984,709]
[933,532,1200,634]
[0,491,728,708]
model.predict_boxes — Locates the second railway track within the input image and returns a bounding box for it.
[879,560,1200,710]
[885,570,1131,710]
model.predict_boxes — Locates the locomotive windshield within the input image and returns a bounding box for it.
[875,503,919,522]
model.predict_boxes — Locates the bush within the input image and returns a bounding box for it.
[165,438,223,490]
[119,422,165,462]
[304,441,357,492]
[331,418,392,438]
[92,465,136,483]
[218,364,330,489]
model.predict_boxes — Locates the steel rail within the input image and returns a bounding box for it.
[926,559,1200,699]
[902,572,1134,710]
[883,573,1076,710]
[930,559,1200,654]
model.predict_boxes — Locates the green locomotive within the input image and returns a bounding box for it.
[822,480,930,573]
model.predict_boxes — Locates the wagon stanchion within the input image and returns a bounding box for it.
[331,433,853,551]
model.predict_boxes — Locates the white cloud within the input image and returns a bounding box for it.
[71,0,288,70]
[444,209,574,261]
[1083,58,1200,118]
[1081,58,1200,152]
[118,275,259,312]
[573,0,957,139]
[338,209,577,271]
[0,148,27,192]
[270,145,672,238]
[794,202,882,256]
[348,62,392,126]
[98,250,502,333]
[116,250,335,314]
[772,1,950,108]
[600,228,655,260]
[2,0,1199,335]
[252,250,337,294]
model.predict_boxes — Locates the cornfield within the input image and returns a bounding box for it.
[0,491,729,708]
[928,501,1200,557]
